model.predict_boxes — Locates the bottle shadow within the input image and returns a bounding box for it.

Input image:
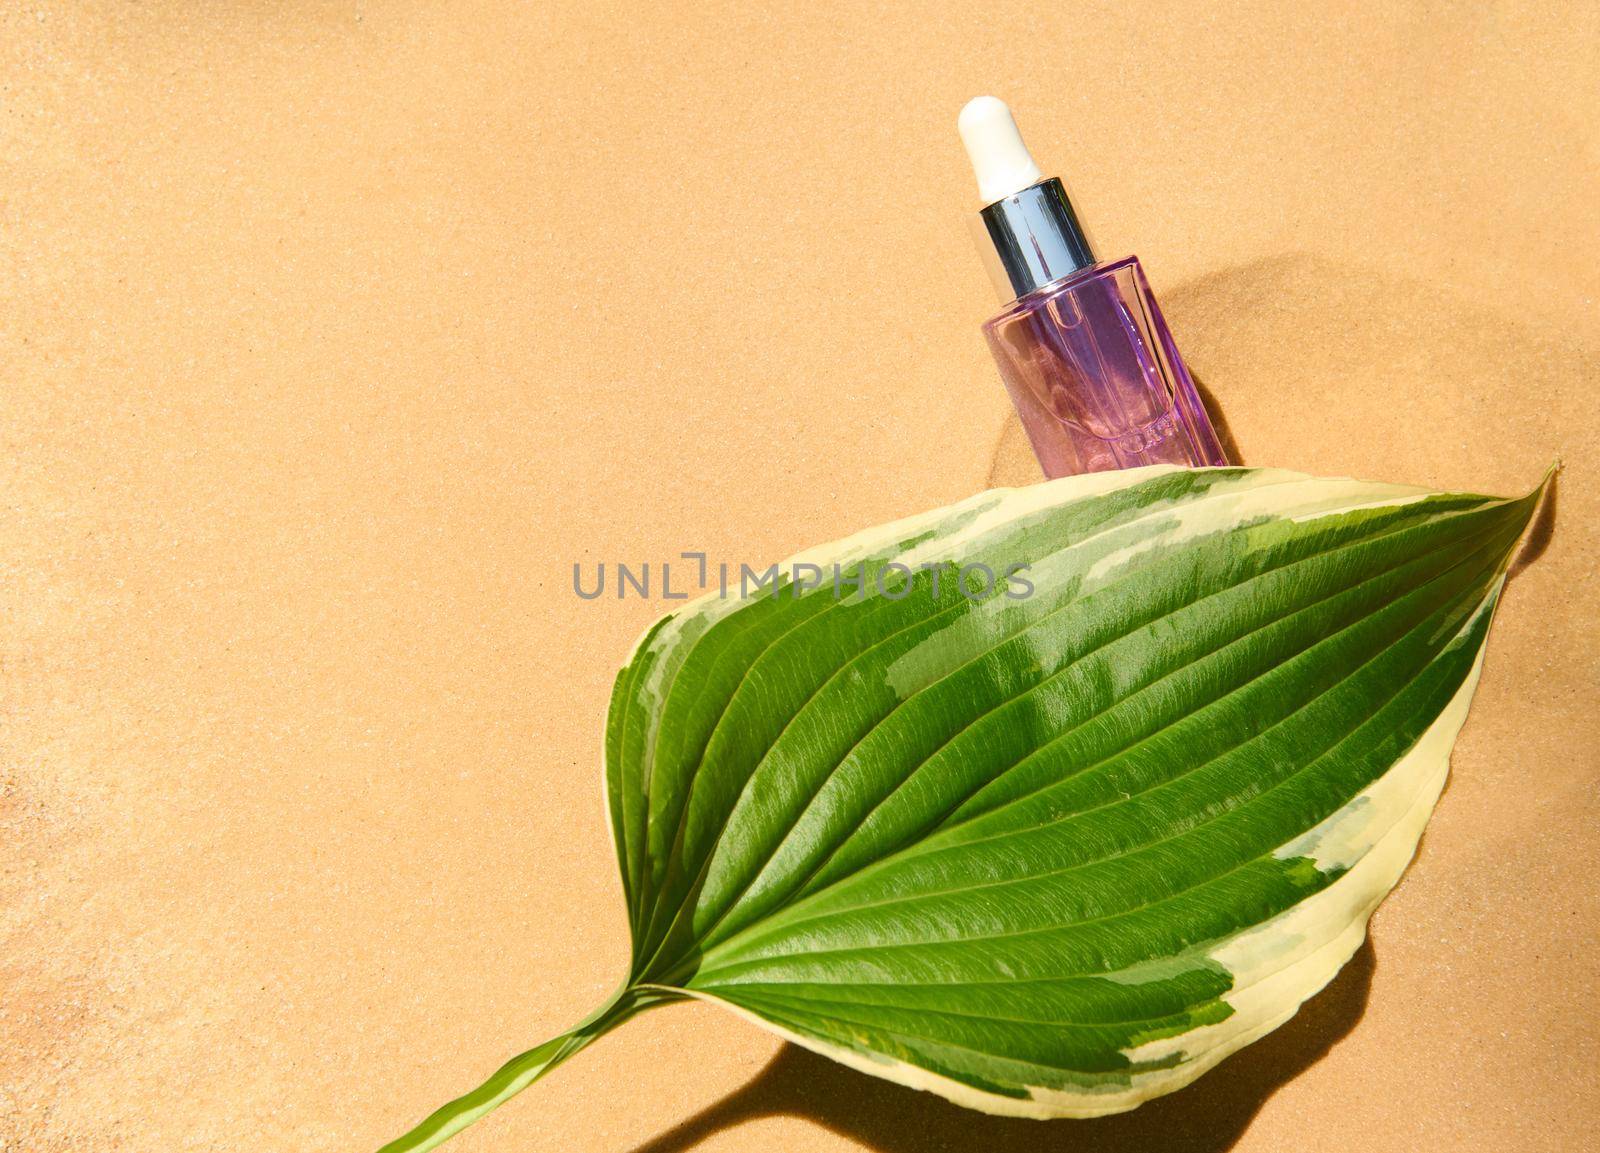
[1192,374,1246,467]
[628,942,1375,1153]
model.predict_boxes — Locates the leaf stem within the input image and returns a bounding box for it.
[375,985,669,1153]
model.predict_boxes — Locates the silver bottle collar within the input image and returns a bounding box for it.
[974,177,1097,303]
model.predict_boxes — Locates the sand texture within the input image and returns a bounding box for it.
[3,4,1597,1151]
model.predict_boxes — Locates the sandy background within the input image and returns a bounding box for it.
[4,2,1598,1151]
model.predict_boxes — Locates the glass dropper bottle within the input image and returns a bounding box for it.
[960,96,1228,478]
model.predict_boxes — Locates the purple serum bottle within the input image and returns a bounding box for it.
[960,97,1228,479]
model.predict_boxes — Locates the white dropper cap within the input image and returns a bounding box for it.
[958,96,1044,204]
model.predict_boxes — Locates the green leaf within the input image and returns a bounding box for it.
[381,464,1547,1150]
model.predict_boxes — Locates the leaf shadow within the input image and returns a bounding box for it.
[627,941,1375,1153]
[1508,467,1557,578]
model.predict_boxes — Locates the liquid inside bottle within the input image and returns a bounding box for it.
[983,256,1226,478]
